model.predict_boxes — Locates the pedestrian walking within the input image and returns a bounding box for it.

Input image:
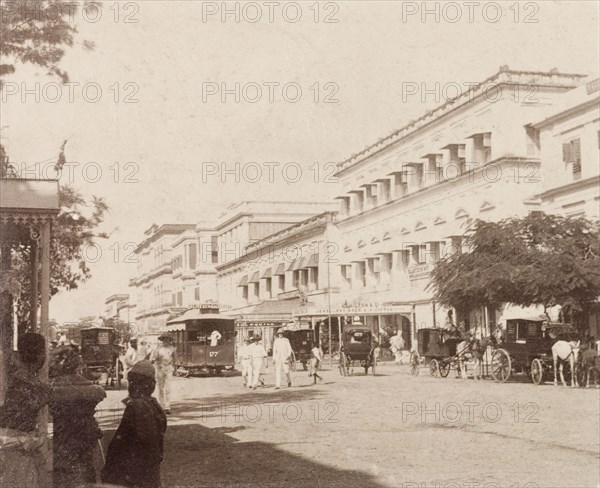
[238,338,252,388]
[101,360,167,488]
[308,345,323,384]
[150,335,176,414]
[272,329,293,389]
[247,335,267,389]
[389,331,404,364]
[138,339,149,360]
[123,337,141,380]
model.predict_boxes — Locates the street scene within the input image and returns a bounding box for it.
[1,1,599,488]
[94,364,600,488]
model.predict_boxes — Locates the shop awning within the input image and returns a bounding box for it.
[249,272,260,283]
[274,263,286,275]
[287,259,302,271]
[262,268,272,278]
[238,275,248,287]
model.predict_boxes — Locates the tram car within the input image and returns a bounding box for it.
[80,327,122,389]
[166,308,236,376]
[339,318,377,376]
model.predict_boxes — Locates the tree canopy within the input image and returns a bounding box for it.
[0,0,94,83]
[429,212,600,325]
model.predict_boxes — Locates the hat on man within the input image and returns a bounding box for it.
[129,360,155,379]
[158,334,171,342]
[252,335,261,342]
[276,328,284,335]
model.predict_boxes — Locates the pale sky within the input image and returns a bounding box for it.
[1,0,598,323]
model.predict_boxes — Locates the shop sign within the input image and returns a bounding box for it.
[294,303,412,316]
[408,263,434,281]
[278,290,300,300]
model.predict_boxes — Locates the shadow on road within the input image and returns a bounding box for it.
[99,394,390,488]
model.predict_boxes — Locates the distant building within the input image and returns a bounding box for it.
[129,223,195,335]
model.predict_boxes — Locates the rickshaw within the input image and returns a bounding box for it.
[80,327,122,389]
[166,309,236,376]
[339,318,377,376]
[410,328,467,377]
[491,317,579,384]
[283,328,315,371]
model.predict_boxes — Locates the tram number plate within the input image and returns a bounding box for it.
[209,352,219,357]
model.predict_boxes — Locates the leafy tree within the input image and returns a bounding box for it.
[0,0,94,83]
[1,1,103,333]
[429,212,600,329]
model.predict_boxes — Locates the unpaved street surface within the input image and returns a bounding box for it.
[96,363,600,488]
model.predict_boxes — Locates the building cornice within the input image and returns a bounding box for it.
[336,157,540,227]
[530,96,600,129]
[537,175,600,201]
[335,69,585,177]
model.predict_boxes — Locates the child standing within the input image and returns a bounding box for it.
[101,360,167,488]
[309,345,324,384]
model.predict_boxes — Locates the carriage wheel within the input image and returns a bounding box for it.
[429,359,439,377]
[410,352,420,376]
[438,361,450,378]
[491,348,512,383]
[530,358,544,385]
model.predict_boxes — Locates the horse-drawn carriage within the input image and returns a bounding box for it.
[409,328,472,378]
[80,327,122,389]
[339,318,377,376]
[491,317,579,385]
[282,328,315,371]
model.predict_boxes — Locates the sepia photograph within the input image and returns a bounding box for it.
[0,1,599,487]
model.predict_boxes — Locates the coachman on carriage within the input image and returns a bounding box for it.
[339,317,377,376]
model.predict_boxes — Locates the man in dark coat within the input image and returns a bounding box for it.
[101,360,167,488]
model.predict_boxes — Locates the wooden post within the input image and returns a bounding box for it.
[39,220,51,483]
[30,239,39,331]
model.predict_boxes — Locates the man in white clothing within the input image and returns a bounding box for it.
[123,337,140,380]
[272,329,293,389]
[210,330,222,347]
[238,339,252,387]
[247,336,267,389]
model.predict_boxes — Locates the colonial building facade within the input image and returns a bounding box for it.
[128,68,599,346]
[294,68,591,347]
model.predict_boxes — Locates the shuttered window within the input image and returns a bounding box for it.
[563,138,581,178]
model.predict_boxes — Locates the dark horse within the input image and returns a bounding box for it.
[458,334,499,380]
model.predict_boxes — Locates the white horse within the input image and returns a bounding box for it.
[552,340,580,387]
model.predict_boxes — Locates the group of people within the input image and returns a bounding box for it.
[123,335,176,414]
[238,329,324,389]
[0,333,169,488]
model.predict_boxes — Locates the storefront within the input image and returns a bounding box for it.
[293,302,413,353]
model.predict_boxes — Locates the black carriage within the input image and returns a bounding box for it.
[80,327,122,389]
[410,328,469,378]
[339,321,377,376]
[166,309,236,376]
[490,317,579,384]
[282,328,315,371]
